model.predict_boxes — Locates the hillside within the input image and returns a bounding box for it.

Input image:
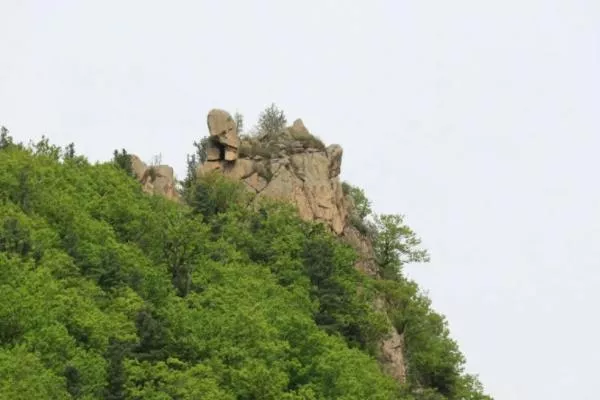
[0,116,491,399]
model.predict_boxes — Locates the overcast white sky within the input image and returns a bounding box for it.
[1,1,599,398]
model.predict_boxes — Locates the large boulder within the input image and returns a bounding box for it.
[207,109,239,161]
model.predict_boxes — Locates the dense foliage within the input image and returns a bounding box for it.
[0,131,491,399]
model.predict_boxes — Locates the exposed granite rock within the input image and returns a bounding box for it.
[290,118,310,135]
[207,109,239,161]
[375,297,407,383]
[199,116,347,234]
[130,155,179,201]
[341,224,379,276]
[326,144,343,179]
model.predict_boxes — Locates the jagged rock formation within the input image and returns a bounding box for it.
[196,109,408,383]
[130,155,179,201]
[375,297,408,382]
[198,112,348,235]
[206,109,240,161]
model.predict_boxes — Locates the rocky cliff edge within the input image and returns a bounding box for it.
[198,109,348,235]
[196,109,407,383]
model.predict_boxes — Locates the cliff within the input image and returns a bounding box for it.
[199,110,348,235]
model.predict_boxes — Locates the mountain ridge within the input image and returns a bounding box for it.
[0,119,492,399]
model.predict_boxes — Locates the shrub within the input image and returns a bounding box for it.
[185,171,253,218]
[238,138,278,160]
[256,103,287,138]
[112,149,134,177]
[0,126,12,149]
[350,214,377,238]
[341,181,351,195]
[234,112,244,134]
[289,130,326,150]
[238,140,253,158]
[344,183,372,220]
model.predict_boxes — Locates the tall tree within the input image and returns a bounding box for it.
[373,214,430,279]
[257,103,287,138]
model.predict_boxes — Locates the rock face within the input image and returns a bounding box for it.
[206,109,239,161]
[343,224,407,382]
[198,119,347,235]
[130,155,179,201]
[374,296,408,383]
[197,110,406,383]
[342,224,379,276]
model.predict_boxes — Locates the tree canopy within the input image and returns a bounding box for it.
[0,132,491,399]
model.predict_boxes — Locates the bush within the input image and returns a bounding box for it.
[185,171,253,218]
[350,214,377,238]
[238,137,279,160]
[256,103,287,138]
[0,126,13,149]
[113,149,134,177]
[344,183,372,220]
[289,130,326,150]
[238,140,253,158]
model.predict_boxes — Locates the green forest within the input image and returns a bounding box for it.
[0,127,491,399]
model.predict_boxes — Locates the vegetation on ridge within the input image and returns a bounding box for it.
[0,119,491,399]
[237,104,326,160]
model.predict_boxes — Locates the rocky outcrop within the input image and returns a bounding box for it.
[374,296,408,383]
[206,109,239,161]
[130,155,179,201]
[197,110,406,384]
[342,224,379,276]
[198,119,347,235]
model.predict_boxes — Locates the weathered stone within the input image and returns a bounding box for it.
[290,118,310,135]
[342,225,378,276]
[243,173,268,193]
[224,147,237,161]
[130,155,147,179]
[242,151,346,235]
[380,330,406,383]
[206,141,221,161]
[327,144,343,178]
[198,158,255,181]
[197,160,222,175]
[151,165,178,200]
[130,154,179,202]
[374,297,407,383]
[207,109,239,160]
[222,158,255,180]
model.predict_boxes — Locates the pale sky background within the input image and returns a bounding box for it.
[1,1,599,399]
